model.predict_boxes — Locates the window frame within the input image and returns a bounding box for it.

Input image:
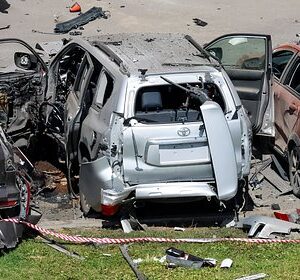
[272,49,295,80]
[92,69,115,110]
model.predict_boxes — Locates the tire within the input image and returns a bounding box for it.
[288,146,300,198]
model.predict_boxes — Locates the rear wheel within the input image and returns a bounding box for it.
[288,146,300,198]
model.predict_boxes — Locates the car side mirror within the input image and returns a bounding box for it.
[206,47,223,61]
[14,52,38,71]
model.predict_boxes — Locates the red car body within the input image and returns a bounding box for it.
[273,43,300,197]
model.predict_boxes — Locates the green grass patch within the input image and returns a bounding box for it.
[0,227,299,280]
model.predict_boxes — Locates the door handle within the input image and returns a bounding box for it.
[288,103,298,114]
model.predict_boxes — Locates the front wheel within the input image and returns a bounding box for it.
[288,146,300,198]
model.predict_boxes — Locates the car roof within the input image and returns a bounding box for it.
[87,33,219,76]
[274,42,300,52]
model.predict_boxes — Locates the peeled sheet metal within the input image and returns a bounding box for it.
[0,221,24,249]
[0,209,42,250]
[236,215,300,239]
[201,101,238,200]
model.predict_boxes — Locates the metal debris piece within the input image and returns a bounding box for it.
[165,247,216,269]
[0,221,24,249]
[193,18,208,27]
[0,25,10,30]
[235,273,268,280]
[119,245,147,280]
[220,258,233,268]
[69,31,82,36]
[54,7,107,33]
[271,203,280,210]
[236,215,300,238]
[174,227,185,232]
[121,218,134,233]
[40,236,84,260]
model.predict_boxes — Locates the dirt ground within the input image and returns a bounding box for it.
[0,0,300,48]
[1,0,300,230]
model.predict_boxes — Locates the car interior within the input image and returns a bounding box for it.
[135,83,225,123]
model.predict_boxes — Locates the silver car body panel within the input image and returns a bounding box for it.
[135,182,217,199]
[201,101,238,200]
[237,215,300,239]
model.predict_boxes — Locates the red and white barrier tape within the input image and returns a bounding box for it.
[3,218,300,245]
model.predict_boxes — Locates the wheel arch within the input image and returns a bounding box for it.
[78,142,91,162]
[287,133,300,151]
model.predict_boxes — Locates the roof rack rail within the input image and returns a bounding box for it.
[92,41,130,76]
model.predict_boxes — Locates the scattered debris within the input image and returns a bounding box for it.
[102,253,112,257]
[193,18,208,27]
[133,258,143,265]
[274,209,300,224]
[0,0,10,14]
[144,38,155,43]
[121,218,134,233]
[120,214,147,233]
[119,245,147,280]
[69,31,82,36]
[271,203,280,210]
[236,215,300,238]
[0,25,10,30]
[174,227,185,232]
[120,5,125,8]
[54,7,107,33]
[70,2,81,13]
[153,256,166,263]
[32,29,59,35]
[235,273,268,280]
[220,258,233,268]
[40,236,84,260]
[166,247,216,269]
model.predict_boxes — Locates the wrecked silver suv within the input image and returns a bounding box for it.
[1,33,273,216]
[50,33,274,216]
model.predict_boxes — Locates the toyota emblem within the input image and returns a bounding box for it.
[177,127,190,137]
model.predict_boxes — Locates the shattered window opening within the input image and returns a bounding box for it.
[134,82,225,124]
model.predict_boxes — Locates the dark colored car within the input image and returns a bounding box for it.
[273,42,300,197]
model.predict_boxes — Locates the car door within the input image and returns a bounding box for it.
[205,34,273,136]
[274,51,300,154]
[65,53,94,163]
[0,39,47,138]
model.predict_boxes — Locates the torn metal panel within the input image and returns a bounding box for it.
[236,215,300,239]
[201,101,238,200]
[0,220,23,249]
[54,7,106,33]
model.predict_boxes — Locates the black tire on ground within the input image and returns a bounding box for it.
[288,146,300,198]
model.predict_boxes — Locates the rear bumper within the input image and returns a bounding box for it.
[135,182,217,199]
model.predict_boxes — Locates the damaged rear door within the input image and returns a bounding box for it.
[65,53,94,163]
[205,34,274,136]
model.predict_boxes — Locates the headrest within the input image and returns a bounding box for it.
[141,91,162,111]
